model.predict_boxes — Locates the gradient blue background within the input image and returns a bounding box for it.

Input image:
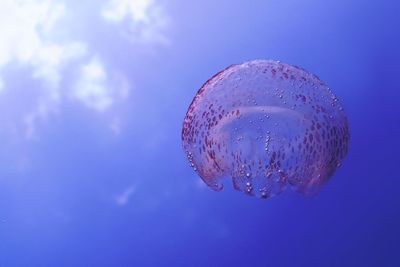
[0,0,399,266]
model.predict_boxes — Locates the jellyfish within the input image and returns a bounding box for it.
[182,60,349,198]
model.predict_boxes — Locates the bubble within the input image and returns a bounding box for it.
[182,60,349,198]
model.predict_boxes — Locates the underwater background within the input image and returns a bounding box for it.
[0,0,399,266]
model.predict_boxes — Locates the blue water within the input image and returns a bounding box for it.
[0,0,399,266]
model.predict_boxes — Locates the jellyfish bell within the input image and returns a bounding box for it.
[182,60,349,198]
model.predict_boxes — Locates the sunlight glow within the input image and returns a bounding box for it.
[102,0,170,44]
[0,0,171,142]
[0,0,85,88]
[73,57,113,112]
